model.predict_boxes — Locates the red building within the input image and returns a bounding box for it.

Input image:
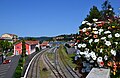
[40,41,49,49]
[14,41,39,55]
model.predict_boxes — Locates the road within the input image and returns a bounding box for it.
[0,55,20,78]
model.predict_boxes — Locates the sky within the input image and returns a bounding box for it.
[0,0,120,37]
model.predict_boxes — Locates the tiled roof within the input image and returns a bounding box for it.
[25,40,39,45]
[2,33,17,37]
[14,40,39,45]
[40,41,49,46]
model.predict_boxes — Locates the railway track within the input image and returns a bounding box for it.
[43,52,64,78]
[59,46,81,78]
[25,48,63,78]
[26,49,48,78]
[54,47,67,78]
[25,46,81,78]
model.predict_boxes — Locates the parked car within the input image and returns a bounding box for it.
[3,59,11,64]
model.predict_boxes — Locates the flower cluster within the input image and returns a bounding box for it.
[75,18,120,68]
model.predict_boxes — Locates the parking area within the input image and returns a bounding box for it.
[0,63,10,78]
[0,55,20,78]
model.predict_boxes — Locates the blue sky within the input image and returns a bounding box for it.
[0,0,119,37]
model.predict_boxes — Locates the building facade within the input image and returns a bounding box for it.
[14,40,39,55]
[1,33,18,43]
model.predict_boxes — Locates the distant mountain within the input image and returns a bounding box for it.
[19,36,53,41]
[35,37,53,41]
[19,33,77,41]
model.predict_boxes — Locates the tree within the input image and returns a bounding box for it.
[85,6,102,23]
[0,40,12,52]
[21,40,26,57]
[101,0,115,20]
[25,37,37,41]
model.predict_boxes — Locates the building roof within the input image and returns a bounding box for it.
[8,33,16,36]
[14,40,39,45]
[25,41,39,45]
[40,41,49,46]
[1,33,17,38]
[3,33,17,36]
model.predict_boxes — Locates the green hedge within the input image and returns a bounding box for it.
[13,57,24,78]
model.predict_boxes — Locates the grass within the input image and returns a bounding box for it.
[39,57,51,78]
[58,45,77,68]
[46,52,54,62]
[13,57,24,78]
[6,52,13,56]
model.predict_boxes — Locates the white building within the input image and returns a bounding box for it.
[1,33,18,43]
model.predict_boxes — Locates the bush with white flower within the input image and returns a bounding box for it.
[75,17,120,75]
[74,0,120,77]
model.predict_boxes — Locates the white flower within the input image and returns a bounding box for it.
[89,51,96,60]
[100,48,103,53]
[82,43,86,48]
[82,21,88,24]
[98,29,104,35]
[92,55,97,60]
[114,42,118,45]
[109,8,112,11]
[89,51,96,58]
[94,39,99,42]
[85,54,90,58]
[75,43,77,45]
[75,46,77,49]
[82,28,87,32]
[93,18,98,22]
[98,29,104,32]
[88,27,91,30]
[97,57,103,63]
[104,39,107,42]
[93,28,97,30]
[115,33,120,37]
[84,50,89,54]
[89,39,93,43]
[84,37,88,40]
[111,49,116,56]
[80,52,84,55]
[76,50,80,54]
[101,37,106,40]
[108,34,112,38]
[89,51,95,55]
[94,31,99,34]
[99,32,102,35]
[85,48,89,52]
[105,41,111,46]
[77,55,81,58]
[86,22,92,26]
[104,31,111,34]
[104,55,108,61]
[78,44,82,48]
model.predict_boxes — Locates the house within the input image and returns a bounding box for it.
[1,33,18,43]
[0,37,5,41]
[14,40,39,55]
[40,41,49,49]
